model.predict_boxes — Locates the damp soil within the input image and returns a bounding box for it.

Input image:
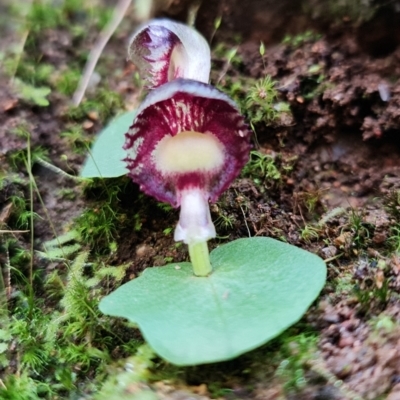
[2,1,400,399]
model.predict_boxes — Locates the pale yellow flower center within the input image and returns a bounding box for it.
[154,130,224,174]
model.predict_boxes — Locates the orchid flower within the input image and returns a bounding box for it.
[128,19,211,89]
[124,20,251,276]
[124,79,251,275]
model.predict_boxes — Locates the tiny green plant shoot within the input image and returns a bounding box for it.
[81,19,326,366]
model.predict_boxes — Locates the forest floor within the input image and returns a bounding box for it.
[1,1,400,399]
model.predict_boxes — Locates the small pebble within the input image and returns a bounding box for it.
[83,120,94,130]
[87,110,99,121]
[136,244,151,257]
[320,245,338,259]
[323,313,340,323]
[338,335,354,348]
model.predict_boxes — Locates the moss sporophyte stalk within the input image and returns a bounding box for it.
[84,18,327,366]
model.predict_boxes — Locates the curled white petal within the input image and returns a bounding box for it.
[174,188,216,245]
[128,19,211,88]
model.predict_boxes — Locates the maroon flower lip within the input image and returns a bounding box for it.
[125,20,250,246]
[128,19,211,89]
[124,78,251,208]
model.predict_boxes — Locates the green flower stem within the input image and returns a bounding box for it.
[188,241,212,277]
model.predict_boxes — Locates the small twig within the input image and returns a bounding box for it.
[9,29,30,85]
[8,0,33,84]
[36,157,82,181]
[324,253,344,263]
[72,0,133,106]
[4,242,11,301]
[26,136,34,288]
[239,203,251,238]
[0,230,29,234]
[0,205,14,303]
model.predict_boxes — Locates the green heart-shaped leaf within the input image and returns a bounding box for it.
[99,237,326,366]
[80,110,136,178]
